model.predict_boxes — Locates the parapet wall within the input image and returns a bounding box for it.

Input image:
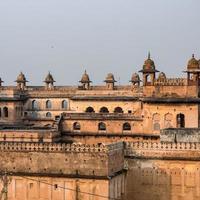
[125,141,200,160]
[161,128,200,143]
[0,142,124,178]
[154,78,186,86]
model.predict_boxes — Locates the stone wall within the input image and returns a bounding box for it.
[161,128,200,143]
[0,129,60,142]
[0,142,124,178]
[125,159,200,200]
[0,175,117,200]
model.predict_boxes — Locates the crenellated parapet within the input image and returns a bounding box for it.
[154,78,187,86]
[125,141,200,160]
[0,141,123,153]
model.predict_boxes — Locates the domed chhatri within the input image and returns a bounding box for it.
[157,72,167,81]
[142,52,156,72]
[16,72,28,83]
[44,72,55,83]
[104,73,116,83]
[79,70,91,90]
[130,73,140,85]
[15,72,28,90]
[79,70,91,83]
[104,73,116,90]
[187,54,199,70]
[44,72,55,90]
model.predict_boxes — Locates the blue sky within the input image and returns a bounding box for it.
[0,0,200,85]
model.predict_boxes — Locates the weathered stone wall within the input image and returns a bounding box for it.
[61,116,142,134]
[161,128,200,143]
[125,159,200,200]
[0,172,125,200]
[0,142,124,178]
[0,129,60,142]
[0,175,110,200]
[142,103,198,134]
[142,85,198,97]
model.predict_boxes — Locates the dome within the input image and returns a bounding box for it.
[157,72,166,80]
[80,70,91,83]
[187,54,199,70]
[44,72,55,83]
[104,73,116,83]
[130,73,140,83]
[143,52,155,71]
[16,72,27,83]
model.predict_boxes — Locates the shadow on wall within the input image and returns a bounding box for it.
[124,159,199,200]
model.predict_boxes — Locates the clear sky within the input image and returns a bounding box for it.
[0,0,200,85]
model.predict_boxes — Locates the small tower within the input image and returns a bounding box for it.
[104,73,116,90]
[139,52,159,86]
[130,73,140,86]
[44,72,55,90]
[79,70,91,90]
[185,54,200,85]
[15,72,28,90]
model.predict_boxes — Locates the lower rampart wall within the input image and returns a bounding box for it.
[0,175,113,200]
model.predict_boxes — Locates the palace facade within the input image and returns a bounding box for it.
[0,54,200,200]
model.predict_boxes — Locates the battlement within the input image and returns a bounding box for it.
[0,141,123,153]
[125,141,200,160]
[154,78,186,86]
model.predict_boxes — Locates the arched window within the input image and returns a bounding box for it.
[153,123,160,131]
[61,100,68,109]
[46,100,52,109]
[85,107,95,113]
[98,122,106,131]
[99,107,109,113]
[152,113,160,131]
[32,100,38,110]
[46,112,52,118]
[123,122,131,131]
[114,107,123,113]
[177,113,185,128]
[73,122,81,130]
[164,113,173,128]
[3,107,8,118]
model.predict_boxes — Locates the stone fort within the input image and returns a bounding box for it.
[0,53,200,199]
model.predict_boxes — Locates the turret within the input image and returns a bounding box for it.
[44,72,55,90]
[79,70,91,90]
[104,73,116,90]
[139,52,159,86]
[130,73,140,86]
[185,54,200,85]
[15,72,28,90]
